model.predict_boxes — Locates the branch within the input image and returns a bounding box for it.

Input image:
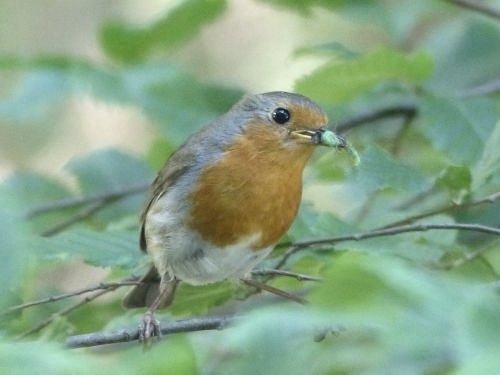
[6,270,317,315]
[459,78,500,97]
[16,285,120,339]
[299,223,500,247]
[241,278,307,305]
[335,103,417,133]
[275,222,500,269]
[380,191,500,229]
[32,184,149,237]
[26,183,149,218]
[440,238,500,270]
[251,269,321,282]
[36,186,147,237]
[5,279,140,314]
[446,0,500,20]
[66,315,236,349]
[39,200,110,237]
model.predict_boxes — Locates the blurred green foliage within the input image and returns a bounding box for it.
[1,0,499,374]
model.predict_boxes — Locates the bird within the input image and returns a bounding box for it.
[122,91,350,342]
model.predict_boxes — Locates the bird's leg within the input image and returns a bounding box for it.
[139,277,178,344]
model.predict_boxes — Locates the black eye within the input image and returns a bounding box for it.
[272,107,290,124]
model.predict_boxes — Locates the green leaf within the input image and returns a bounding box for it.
[4,172,74,233]
[350,146,429,194]
[420,95,498,164]
[311,252,406,311]
[0,71,66,122]
[0,341,101,374]
[100,0,227,63]
[295,49,433,104]
[0,57,243,144]
[294,42,360,59]
[472,121,500,192]
[259,0,375,14]
[145,137,177,170]
[436,165,471,195]
[35,229,141,269]
[66,148,151,194]
[428,21,500,94]
[66,149,151,224]
[202,250,500,374]
[0,190,29,311]
[140,68,243,143]
[288,202,357,241]
[168,281,238,316]
[118,336,197,373]
[0,56,128,120]
[5,171,71,211]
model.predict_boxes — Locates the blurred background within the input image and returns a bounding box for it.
[1,1,499,373]
[0,0,357,180]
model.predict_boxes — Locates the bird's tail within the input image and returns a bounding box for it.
[122,266,177,309]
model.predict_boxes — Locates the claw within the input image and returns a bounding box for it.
[139,310,161,345]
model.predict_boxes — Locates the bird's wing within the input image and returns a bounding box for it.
[139,150,193,252]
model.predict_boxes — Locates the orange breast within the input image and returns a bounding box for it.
[187,123,315,250]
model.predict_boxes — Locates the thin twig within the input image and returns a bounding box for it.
[380,191,500,229]
[24,220,500,338]
[335,103,417,133]
[440,238,500,270]
[251,269,321,282]
[26,183,149,218]
[459,78,500,97]
[39,200,109,237]
[16,286,120,339]
[274,222,500,269]
[5,280,140,314]
[445,0,500,20]
[390,115,413,155]
[66,315,236,348]
[240,278,307,305]
[298,223,500,247]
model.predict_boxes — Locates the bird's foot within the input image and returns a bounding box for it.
[138,310,161,345]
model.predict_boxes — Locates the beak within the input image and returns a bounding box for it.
[290,128,360,165]
[290,128,347,148]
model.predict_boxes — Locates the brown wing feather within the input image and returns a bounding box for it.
[139,159,191,252]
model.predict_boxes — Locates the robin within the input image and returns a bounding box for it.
[123,91,352,341]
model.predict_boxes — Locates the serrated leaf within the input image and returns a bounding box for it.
[296,49,433,104]
[100,0,227,63]
[35,229,141,269]
[420,95,498,164]
[350,146,429,194]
